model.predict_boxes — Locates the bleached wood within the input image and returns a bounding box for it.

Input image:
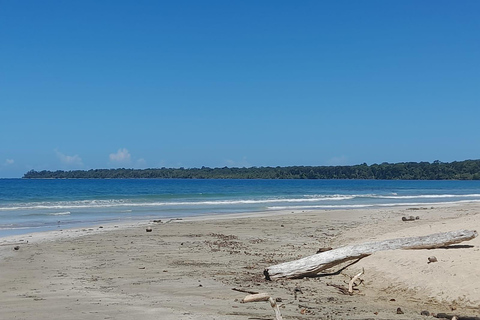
[348,268,364,294]
[242,293,283,320]
[242,292,270,303]
[265,229,477,280]
[268,297,283,320]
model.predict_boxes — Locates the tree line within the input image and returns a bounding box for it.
[22,159,480,180]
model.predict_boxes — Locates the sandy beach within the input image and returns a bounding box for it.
[1,203,479,319]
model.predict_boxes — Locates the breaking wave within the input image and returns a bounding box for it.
[2,193,480,212]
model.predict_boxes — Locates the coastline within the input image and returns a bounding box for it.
[0,203,479,319]
[4,179,480,241]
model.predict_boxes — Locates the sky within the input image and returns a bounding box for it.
[1,1,479,178]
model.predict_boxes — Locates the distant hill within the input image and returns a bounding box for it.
[22,160,480,180]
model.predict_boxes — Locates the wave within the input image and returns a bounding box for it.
[306,193,480,200]
[0,225,45,231]
[49,211,71,216]
[368,194,480,199]
[268,199,480,210]
[0,196,352,211]
[2,193,480,211]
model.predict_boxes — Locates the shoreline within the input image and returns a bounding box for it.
[4,179,480,242]
[1,200,474,242]
[0,203,478,319]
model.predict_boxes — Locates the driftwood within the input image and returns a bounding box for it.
[325,268,365,296]
[326,283,350,295]
[265,229,477,280]
[434,313,480,320]
[232,287,259,294]
[348,268,364,294]
[242,293,283,320]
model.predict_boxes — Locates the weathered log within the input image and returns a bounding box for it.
[265,229,477,280]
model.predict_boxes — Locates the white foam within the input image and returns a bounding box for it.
[267,199,480,210]
[49,211,71,216]
[2,193,480,211]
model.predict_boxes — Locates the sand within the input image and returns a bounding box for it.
[0,203,479,319]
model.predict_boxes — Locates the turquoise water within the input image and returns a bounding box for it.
[1,179,480,237]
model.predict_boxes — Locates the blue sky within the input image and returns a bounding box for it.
[1,1,479,178]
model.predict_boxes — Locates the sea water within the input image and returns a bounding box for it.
[1,178,480,237]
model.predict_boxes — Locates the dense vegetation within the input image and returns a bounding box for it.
[23,160,480,180]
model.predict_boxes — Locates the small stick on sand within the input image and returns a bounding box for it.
[242,293,283,320]
[231,287,259,294]
[326,283,350,295]
[348,268,364,294]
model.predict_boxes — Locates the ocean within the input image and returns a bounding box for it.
[1,178,480,238]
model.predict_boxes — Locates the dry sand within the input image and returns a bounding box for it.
[0,203,479,319]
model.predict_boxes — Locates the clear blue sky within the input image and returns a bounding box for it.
[1,1,479,177]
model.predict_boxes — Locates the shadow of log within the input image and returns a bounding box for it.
[438,245,474,249]
[311,258,363,278]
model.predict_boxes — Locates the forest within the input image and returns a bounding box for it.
[22,159,480,180]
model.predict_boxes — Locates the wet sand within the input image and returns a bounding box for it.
[1,203,479,319]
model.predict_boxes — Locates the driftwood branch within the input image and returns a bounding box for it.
[434,313,480,320]
[232,287,259,295]
[265,229,477,280]
[242,293,283,320]
[242,292,271,303]
[326,283,350,295]
[348,268,364,294]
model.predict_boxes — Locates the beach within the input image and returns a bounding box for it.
[1,203,479,319]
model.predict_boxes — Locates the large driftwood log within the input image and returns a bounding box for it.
[265,229,477,280]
